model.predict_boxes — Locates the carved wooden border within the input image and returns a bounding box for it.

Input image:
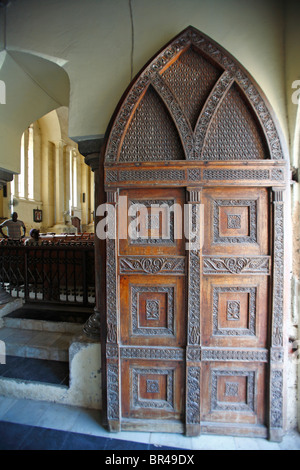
[203,256,270,275]
[105,162,287,188]
[269,189,285,441]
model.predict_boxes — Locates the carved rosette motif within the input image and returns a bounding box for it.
[211,370,256,413]
[131,286,175,336]
[213,286,257,337]
[132,368,175,411]
[213,199,257,244]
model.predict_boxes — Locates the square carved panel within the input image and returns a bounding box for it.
[213,199,257,244]
[129,199,175,245]
[211,369,256,413]
[213,286,257,336]
[132,367,175,411]
[131,286,175,336]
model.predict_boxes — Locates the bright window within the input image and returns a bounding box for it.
[27,125,34,199]
[18,133,25,198]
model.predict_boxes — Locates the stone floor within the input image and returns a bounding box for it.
[0,395,299,450]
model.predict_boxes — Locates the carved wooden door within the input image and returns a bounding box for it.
[102,27,288,440]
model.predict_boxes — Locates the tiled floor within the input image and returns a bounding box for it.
[0,395,299,450]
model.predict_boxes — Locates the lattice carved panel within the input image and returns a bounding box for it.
[202,83,268,160]
[162,46,221,129]
[119,85,185,162]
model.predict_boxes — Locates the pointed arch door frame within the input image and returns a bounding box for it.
[100,27,289,441]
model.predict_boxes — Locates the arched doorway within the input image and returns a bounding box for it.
[101,27,289,441]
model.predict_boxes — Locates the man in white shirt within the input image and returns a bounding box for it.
[0,212,26,240]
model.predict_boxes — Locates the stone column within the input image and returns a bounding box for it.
[77,137,105,340]
[54,140,65,225]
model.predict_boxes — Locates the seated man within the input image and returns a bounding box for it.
[0,212,26,241]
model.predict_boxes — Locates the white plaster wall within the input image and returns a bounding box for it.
[0,0,289,174]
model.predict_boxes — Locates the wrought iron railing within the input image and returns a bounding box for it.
[0,240,95,307]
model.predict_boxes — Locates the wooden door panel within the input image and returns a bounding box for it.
[121,359,184,420]
[120,275,186,347]
[201,362,266,425]
[201,275,269,348]
[119,188,185,256]
[202,187,269,256]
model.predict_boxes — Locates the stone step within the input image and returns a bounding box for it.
[0,327,74,362]
[0,355,69,386]
[3,316,83,335]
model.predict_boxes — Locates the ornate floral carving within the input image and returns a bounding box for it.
[203,256,270,275]
[119,256,185,275]
[186,367,201,425]
[188,250,201,345]
[107,364,120,420]
[270,370,283,428]
[225,382,239,397]
[227,300,241,320]
[106,238,118,343]
[227,214,242,229]
[271,197,284,347]
[146,299,160,320]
